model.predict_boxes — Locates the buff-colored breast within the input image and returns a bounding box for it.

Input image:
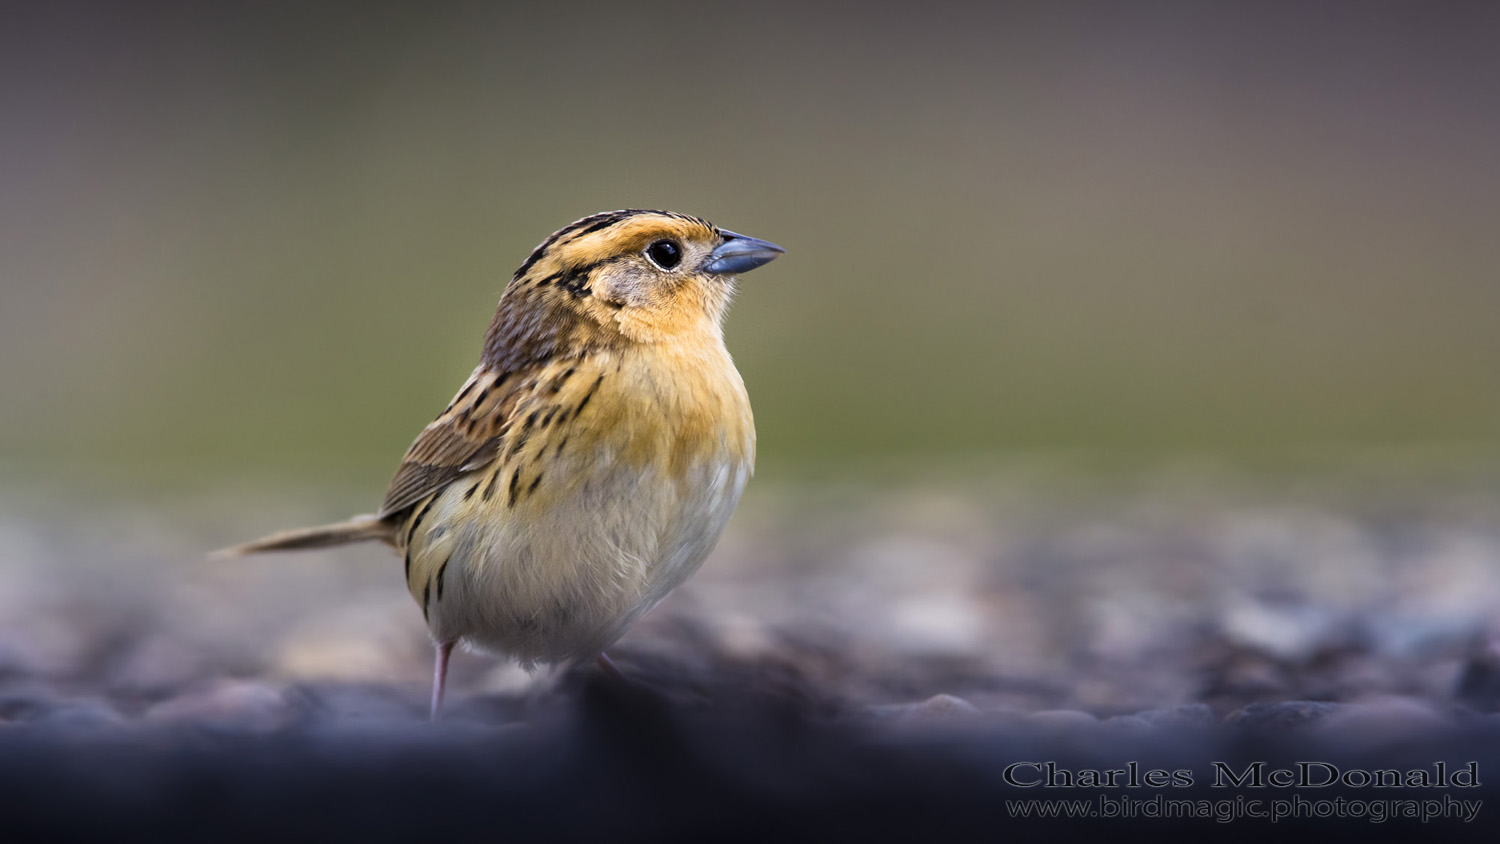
[398,338,753,667]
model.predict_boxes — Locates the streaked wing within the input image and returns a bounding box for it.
[379,365,531,517]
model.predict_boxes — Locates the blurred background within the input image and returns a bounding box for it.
[1,2,1499,722]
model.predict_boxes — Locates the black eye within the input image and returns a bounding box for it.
[646,239,682,270]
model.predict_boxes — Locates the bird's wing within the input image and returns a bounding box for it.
[379,365,536,517]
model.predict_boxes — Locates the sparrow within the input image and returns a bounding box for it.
[223,209,783,717]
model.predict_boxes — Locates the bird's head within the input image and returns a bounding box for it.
[484,210,784,365]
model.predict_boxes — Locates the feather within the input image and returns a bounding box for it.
[213,514,394,555]
[380,362,541,518]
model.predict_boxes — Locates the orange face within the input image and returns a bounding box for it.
[484,210,783,361]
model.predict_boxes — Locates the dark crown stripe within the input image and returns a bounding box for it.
[513,210,634,279]
[510,209,713,281]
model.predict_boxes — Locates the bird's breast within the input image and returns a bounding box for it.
[582,342,754,475]
[404,341,754,665]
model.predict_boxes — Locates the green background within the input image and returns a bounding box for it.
[3,3,1497,494]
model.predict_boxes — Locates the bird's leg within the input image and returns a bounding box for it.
[430,640,456,720]
[596,652,628,682]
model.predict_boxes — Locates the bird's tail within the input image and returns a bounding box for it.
[214,513,396,556]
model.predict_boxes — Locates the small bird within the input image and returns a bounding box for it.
[224,209,783,717]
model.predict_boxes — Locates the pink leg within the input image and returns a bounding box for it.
[596,652,628,682]
[430,640,456,720]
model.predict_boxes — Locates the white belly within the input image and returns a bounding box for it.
[417,448,751,668]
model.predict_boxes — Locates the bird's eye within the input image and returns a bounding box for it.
[645,239,682,270]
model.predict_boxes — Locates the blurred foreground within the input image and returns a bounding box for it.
[3,467,1500,838]
[5,465,1500,722]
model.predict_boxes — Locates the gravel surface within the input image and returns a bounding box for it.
[3,470,1500,838]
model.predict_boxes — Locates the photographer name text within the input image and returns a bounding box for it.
[1001,761,1481,789]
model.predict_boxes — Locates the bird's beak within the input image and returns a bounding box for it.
[702,230,785,275]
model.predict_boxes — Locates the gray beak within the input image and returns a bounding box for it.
[702,230,785,275]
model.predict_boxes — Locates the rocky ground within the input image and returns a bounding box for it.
[3,467,1500,839]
